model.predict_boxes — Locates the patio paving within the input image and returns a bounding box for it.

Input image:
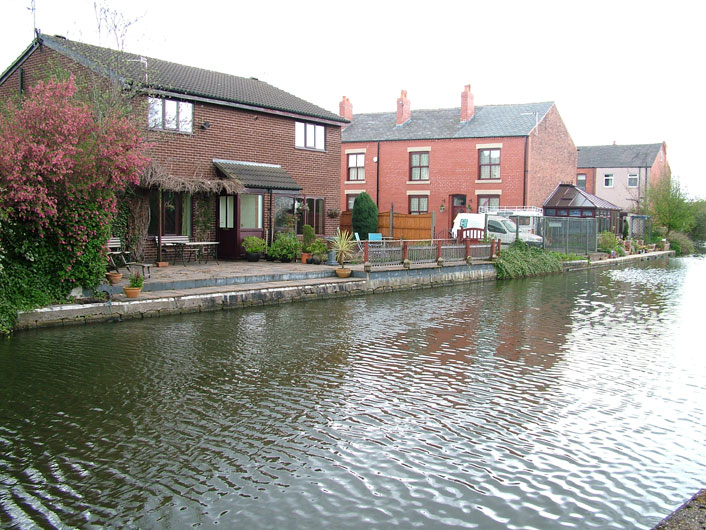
[104,259,365,300]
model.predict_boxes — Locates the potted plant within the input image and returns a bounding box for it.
[242,236,267,262]
[309,238,328,265]
[269,231,302,262]
[301,224,315,263]
[105,270,123,285]
[332,228,355,278]
[123,271,144,298]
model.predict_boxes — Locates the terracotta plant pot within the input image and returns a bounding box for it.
[123,286,142,298]
[301,252,312,264]
[156,261,169,268]
[106,272,123,285]
[335,268,352,278]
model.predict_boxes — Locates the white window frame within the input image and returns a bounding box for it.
[148,97,193,133]
[603,174,614,188]
[627,174,639,188]
[295,121,325,150]
[347,153,365,181]
[577,174,586,190]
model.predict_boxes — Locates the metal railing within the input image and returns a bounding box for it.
[361,239,499,269]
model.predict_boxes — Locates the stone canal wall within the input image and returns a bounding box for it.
[14,262,497,331]
[13,252,673,331]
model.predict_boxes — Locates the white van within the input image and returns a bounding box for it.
[451,213,543,247]
[479,206,543,235]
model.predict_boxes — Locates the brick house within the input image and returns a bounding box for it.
[576,143,669,213]
[339,85,577,236]
[0,33,347,259]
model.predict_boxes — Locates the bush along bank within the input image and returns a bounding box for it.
[494,240,564,280]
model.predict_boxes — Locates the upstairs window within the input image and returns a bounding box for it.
[409,152,429,181]
[347,154,365,181]
[148,97,193,133]
[295,122,325,150]
[628,174,639,188]
[604,174,614,188]
[577,174,586,190]
[479,149,500,179]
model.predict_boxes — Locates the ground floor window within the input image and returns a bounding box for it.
[346,194,358,211]
[240,194,263,229]
[148,190,192,236]
[274,195,325,234]
[477,195,499,213]
[409,195,428,215]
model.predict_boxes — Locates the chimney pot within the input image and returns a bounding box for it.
[396,90,411,125]
[461,84,475,122]
[339,96,353,123]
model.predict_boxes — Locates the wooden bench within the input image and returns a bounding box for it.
[107,237,152,277]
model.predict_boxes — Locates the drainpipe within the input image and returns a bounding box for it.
[157,189,163,262]
[522,136,529,206]
[376,141,381,204]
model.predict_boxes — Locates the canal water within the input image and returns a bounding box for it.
[1,256,705,529]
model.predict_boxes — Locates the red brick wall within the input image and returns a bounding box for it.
[341,105,577,233]
[1,43,342,259]
[575,167,597,195]
[649,142,670,187]
[526,105,577,206]
[343,135,529,234]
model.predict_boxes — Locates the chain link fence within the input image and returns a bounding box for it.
[537,217,597,255]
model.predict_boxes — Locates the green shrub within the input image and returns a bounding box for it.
[495,242,563,280]
[352,192,378,240]
[309,238,328,258]
[269,232,302,262]
[242,236,267,254]
[597,231,619,253]
[667,231,694,256]
[302,224,315,252]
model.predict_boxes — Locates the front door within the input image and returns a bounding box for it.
[217,194,239,258]
[450,194,467,232]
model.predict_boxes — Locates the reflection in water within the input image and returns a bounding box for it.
[1,256,705,529]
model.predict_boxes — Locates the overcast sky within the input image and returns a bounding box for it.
[2,0,704,198]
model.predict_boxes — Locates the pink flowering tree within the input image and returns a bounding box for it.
[0,76,148,332]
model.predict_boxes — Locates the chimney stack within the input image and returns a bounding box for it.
[339,96,353,123]
[461,84,474,122]
[397,89,411,125]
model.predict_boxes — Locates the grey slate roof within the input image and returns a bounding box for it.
[543,183,620,211]
[29,33,346,124]
[213,160,302,191]
[577,143,662,168]
[342,101,554,142]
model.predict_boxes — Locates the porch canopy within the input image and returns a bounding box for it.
[141,161,244,194]
[212,159,302,192]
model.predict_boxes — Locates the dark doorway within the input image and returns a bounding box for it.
[450,194,467,231]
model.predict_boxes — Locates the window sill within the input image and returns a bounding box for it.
[407,180,430,184]
[148,127,193,135]
[295,146,326,153]
[475,179,502,184]
[346,180,366,184]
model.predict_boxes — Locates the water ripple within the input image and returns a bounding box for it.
[1,258,705,528]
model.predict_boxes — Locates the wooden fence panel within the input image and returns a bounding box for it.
[337,211,433,240]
